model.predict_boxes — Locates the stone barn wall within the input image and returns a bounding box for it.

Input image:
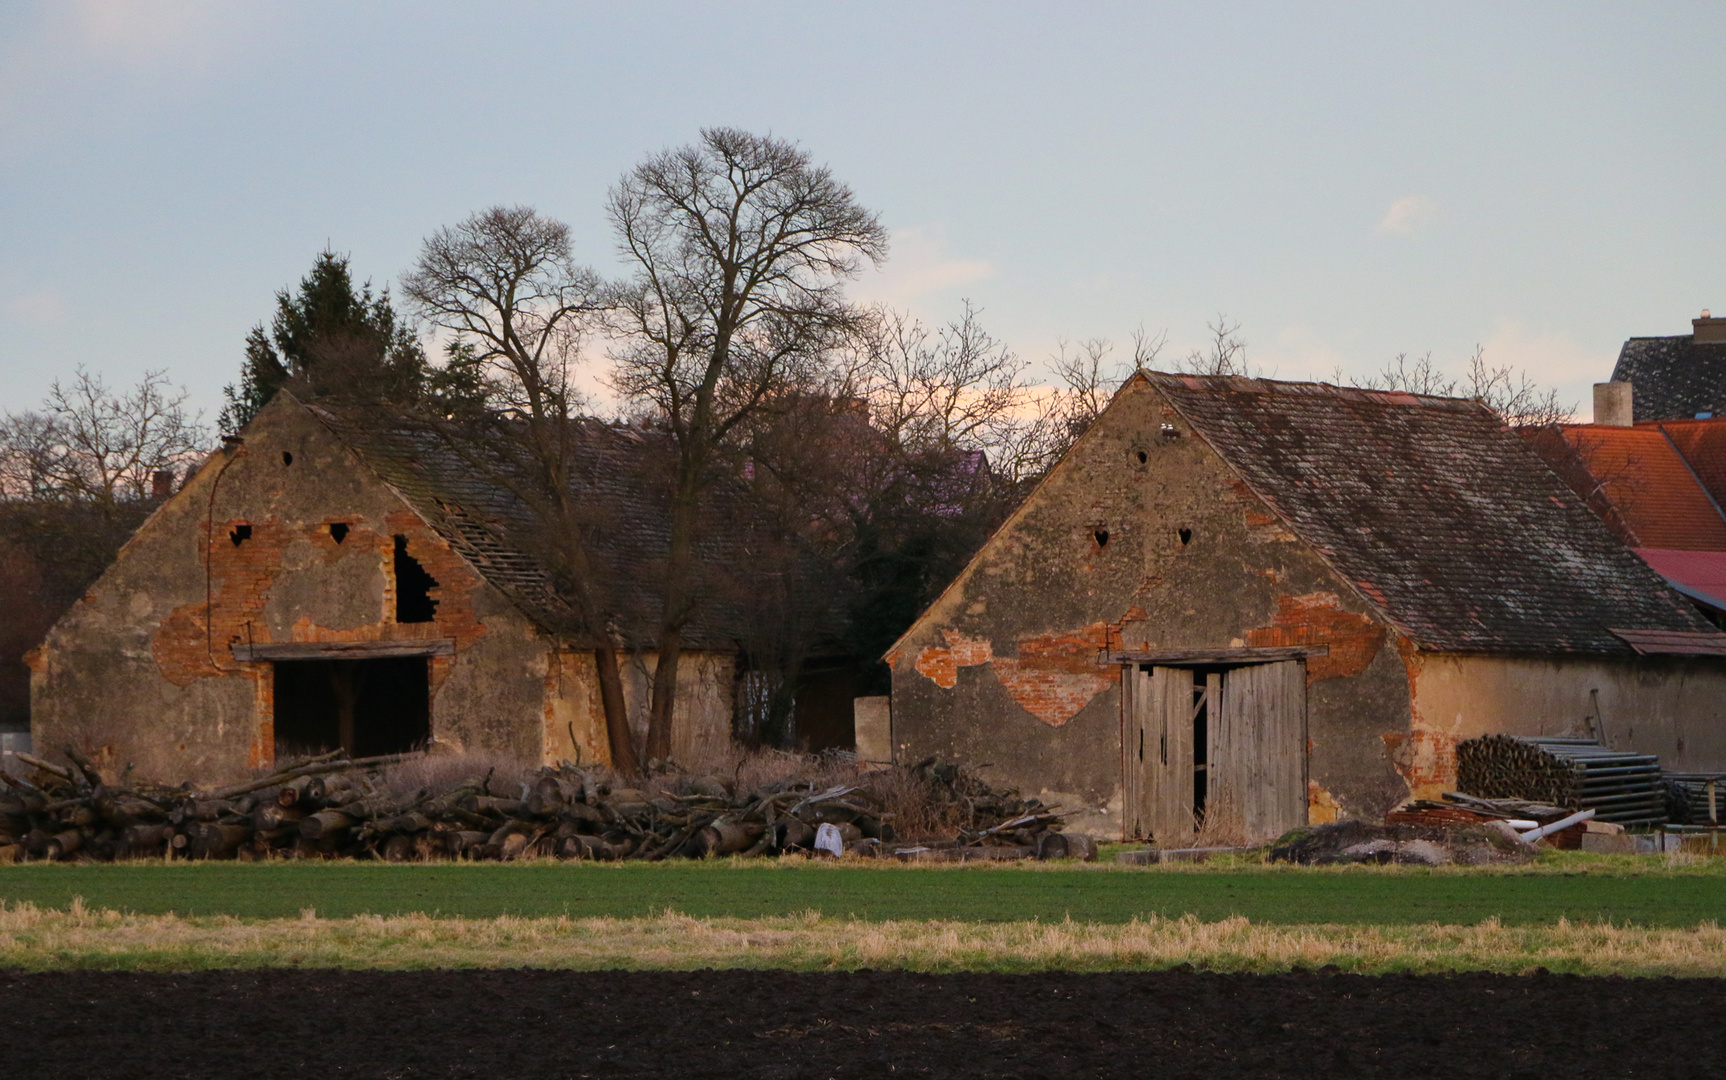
[887,379,1411,838]
[30,399,550,784]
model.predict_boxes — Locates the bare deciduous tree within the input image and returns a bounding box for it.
[0,369,210,731]
[0,368,206,508]
[1037,326,1164,462]
[1177,314,1251,377]
[605,128,887,761]
[404,206,642,774]
[1353,345,1572,427]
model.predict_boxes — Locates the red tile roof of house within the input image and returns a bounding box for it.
[1634,547,1726,612]
[1522,423,1726,551]
[1654,417,1726,510]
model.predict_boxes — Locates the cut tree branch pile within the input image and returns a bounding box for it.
[0,748,1083,863]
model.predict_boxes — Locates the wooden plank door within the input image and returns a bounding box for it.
[1146,665,1196,844]
[1123,664,1147,838]
[1214,660,1307,842]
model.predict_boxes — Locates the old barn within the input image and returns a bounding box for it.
[886,372,1726,843]
[28,392,832,784]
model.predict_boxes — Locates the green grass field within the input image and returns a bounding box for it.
[1,855,1723,927]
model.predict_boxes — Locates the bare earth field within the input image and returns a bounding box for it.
[3,967,1720,1079]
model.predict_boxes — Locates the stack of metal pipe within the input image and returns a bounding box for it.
[1456,735,1665,826]
[1662,773,1726,827]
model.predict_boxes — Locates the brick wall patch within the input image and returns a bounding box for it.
[913,631,993,689]
[1244,592,1386,682]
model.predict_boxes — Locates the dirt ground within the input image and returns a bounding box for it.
[1,968,1718,1079]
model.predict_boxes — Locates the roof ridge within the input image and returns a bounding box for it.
[1141,369,1489,412]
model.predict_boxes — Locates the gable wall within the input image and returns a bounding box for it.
[887,378,1412,837]
[29,398,553,783]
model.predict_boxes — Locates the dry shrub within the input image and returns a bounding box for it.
[7,904,1726,976]
[1189,802,1254,850]
[639,746,1007,843]
[853,766,967,842]
[374,751,542,803]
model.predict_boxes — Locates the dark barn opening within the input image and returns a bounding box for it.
[272,657,430,758]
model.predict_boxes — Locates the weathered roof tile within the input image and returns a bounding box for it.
[1145,372,1716,655]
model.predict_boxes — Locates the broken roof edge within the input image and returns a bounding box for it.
[1608,628,1726,657]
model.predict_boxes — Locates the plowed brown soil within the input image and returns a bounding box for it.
[1,968,1717,1079]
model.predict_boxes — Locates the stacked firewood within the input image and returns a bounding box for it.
[1456,735,1665,826]
[0,747,1072,862]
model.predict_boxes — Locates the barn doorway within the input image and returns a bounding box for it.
[273,657,430,759]
[1123,658,1307,845]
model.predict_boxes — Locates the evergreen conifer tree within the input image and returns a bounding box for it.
[221,251,429,431]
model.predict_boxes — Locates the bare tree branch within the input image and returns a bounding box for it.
[0,368,208,508]
[603,128,887,761]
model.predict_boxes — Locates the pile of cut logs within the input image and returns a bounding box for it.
[1456,735,1665,826]
[0,747,1073,862]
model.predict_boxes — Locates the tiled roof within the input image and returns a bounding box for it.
[1611,337,1726,421]
[1609,628,1726,657]
[1143,372,1718,656]
[1655,417,1726,509]
[305,402,817,651]
[1634,548,1726,613]
[1521,423,1726,551]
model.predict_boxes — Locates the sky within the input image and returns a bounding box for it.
[1,1,1722,427]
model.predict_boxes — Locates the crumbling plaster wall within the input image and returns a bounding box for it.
[30,397,550,783]
[1395,652,1726,798]
[888,377,1411,837]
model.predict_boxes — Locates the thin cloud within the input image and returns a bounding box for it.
[1,1,262,129]
[71,0,228,57]
[3,288,71,327]
[1479,319,1605,388]
[851,226,995,309]
[1376,194,1439,236]
[1250,325,1350,382]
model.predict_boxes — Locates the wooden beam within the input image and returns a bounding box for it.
[230,639,456,662]
[1112,645,1328,667]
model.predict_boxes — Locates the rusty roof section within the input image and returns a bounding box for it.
[304,401,804,651]
[1609,628,1726,657]
[1522,423,1726,551]
[1143,372,1718,656]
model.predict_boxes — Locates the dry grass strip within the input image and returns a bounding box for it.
[1,901,1724,976]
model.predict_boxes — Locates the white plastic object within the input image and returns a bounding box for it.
[1518,808,1594,843]
[814,822,845,857]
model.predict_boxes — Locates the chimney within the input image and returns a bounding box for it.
[150,469,174,500]
[1593,382,1633,427]
[1694,308,1726,344]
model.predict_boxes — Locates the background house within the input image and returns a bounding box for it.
[29,392,840,784]
[1525,381,1726,624]
[1610,310,1726,422]
[886,372,1726,844]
